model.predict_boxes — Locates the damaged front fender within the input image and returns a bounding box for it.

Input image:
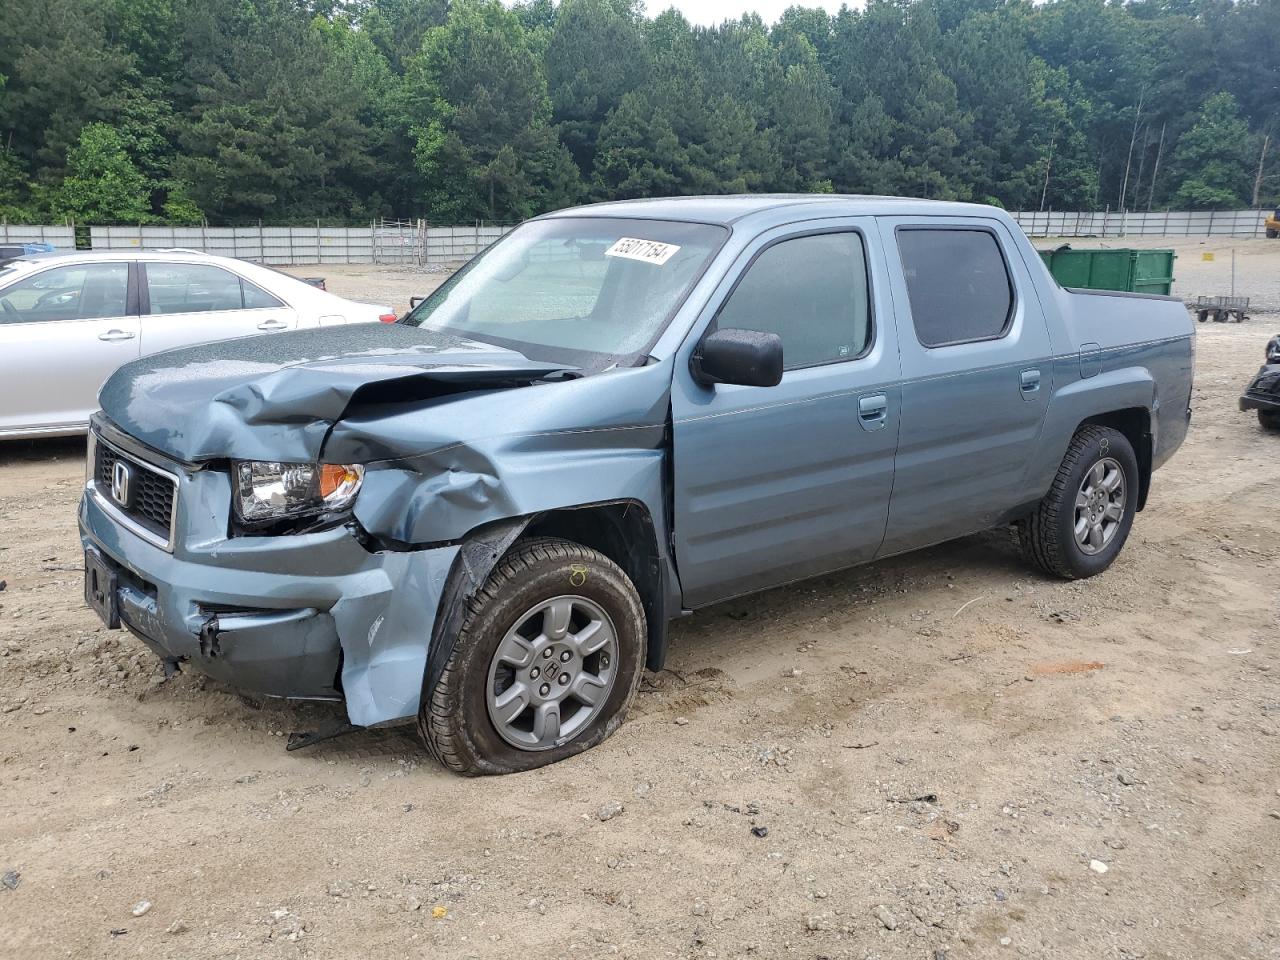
[89,325,684,731]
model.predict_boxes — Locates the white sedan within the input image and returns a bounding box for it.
[0,250,395,439]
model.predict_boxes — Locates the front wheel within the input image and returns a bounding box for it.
[1017,426,1139,580]
[1260,409,1280,431]
[419,537,646,775]
[1267,228,1278,239]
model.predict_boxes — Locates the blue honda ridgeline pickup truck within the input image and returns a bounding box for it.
[80,196,1194,774]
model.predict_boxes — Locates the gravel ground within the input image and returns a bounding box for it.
[0,248,1277,959]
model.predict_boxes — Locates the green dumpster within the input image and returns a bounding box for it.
[1037,248,1175,295]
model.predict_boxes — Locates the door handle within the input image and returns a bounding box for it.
[98,330,135,342]
[257,319,289,331]
[858,393,888,431]
[1019,368,1041,398]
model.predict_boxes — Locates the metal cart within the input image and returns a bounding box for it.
[1195,295,1249,323]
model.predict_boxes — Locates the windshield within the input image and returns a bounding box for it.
[401,217,727,368]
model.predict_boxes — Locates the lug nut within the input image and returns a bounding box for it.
[542,648,553,659]
[539,683,550,696]
[531,667,540,679]
[559,673,570,685]
[560,651,571,662]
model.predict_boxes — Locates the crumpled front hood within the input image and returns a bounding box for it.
[98,324,573,463]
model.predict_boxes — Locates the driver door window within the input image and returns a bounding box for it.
[713,232,872,369]
[0,263,129,324]
[0,262,138,433]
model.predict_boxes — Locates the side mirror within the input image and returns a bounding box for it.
[409,296,425,310]
[691,328,783,388]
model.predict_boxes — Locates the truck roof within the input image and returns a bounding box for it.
[540,194,1000,227]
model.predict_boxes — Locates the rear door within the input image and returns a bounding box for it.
[670,219,901,607]
[0,261,139,433]
[138,261,297,356]
[876,217,1053,556]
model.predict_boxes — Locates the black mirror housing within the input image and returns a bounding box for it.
[692,328,784,388]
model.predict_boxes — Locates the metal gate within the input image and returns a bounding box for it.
[373,219,424,265]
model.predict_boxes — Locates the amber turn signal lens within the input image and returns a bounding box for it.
[318,463,361,498]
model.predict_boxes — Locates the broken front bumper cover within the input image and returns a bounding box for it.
[79,459,460,727]
[1239,363,1280,414]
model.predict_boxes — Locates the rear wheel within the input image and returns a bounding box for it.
[419,537,646,776]
[1267,228,1278,239]
[1017,426,1139,580]
[1260,409,1280,431]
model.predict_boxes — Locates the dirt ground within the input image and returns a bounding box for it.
[1,239,1278,960]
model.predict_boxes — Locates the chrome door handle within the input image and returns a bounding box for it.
[98,330,136,342]
[858,393,888,431]
[257,320,289,331]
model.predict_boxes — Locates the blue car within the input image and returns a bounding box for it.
[79,196,1194,774]
[0,241,56,266]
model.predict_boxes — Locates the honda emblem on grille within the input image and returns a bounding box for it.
[110,460,133,508]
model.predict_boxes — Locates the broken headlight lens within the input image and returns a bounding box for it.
[233,461,364,523]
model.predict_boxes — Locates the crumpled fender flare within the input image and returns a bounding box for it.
[419,516,532,704]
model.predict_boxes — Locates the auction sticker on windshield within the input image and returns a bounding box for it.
[605,237,681,265]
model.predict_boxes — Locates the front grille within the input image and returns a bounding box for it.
[95,439,177,546]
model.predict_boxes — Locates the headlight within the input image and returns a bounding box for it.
[233,461,364,523]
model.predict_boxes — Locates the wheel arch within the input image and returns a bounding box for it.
[522,501,669,673]
[1076,407,1153,510]
[421,500,671,709]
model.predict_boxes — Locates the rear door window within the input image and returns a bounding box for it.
[0,263,129,324]
[241,280,284,309]
[145,263,250,314]
[897,229,1013,347]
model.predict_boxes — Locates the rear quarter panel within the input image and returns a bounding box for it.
[1023,285,1194,499]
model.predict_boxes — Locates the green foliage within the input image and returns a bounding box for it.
[546,0,648,172]
[406,0,581,220]
[1169,93,1253,209]
[48,123,153,223]
[0,0,1275,224]
[0,148,39,221]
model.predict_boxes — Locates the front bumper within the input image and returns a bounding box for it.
[1239,363,1280,414]
[78,439,459,727]
[1240,393,1280,413]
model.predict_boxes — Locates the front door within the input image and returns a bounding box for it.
[138,261,296,356]
[670,219,901,607]
[876,217,1053,556]
[0,261,140,433]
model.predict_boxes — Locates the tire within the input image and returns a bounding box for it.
[1197,310,1209,323]
[1017,425,1139,580]
[418,537,646,776]
[1267,228,1278,239]
[1260,410,1280,431]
